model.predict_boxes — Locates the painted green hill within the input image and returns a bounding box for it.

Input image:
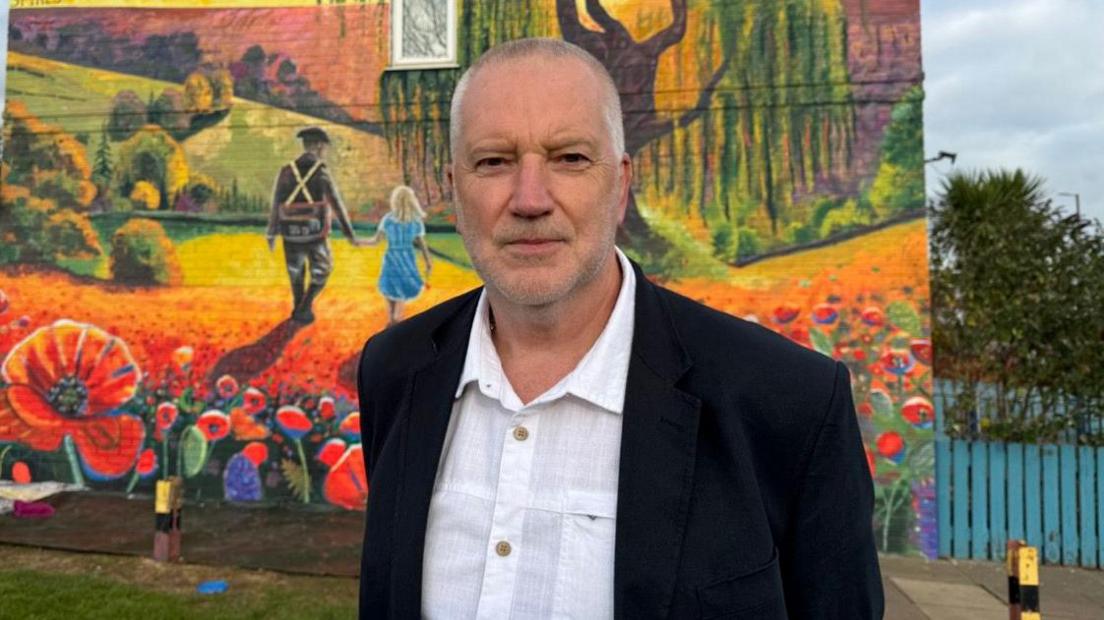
[4,52,401,212]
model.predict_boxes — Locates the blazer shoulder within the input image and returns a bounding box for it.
[358,287,480,386]
[656,285,837,381]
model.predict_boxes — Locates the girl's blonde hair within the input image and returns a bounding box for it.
[389,185,427,222]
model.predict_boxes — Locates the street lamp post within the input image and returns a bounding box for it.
[1057,192,1081,218]
[925,151,957,165]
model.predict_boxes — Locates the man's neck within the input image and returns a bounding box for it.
[487,252,624,404]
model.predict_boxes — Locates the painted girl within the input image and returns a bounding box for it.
[359,186,433,325]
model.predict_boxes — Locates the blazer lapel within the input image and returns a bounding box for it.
[615,266,701,619]
[389,293,478,618]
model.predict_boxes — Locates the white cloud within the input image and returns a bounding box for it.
[922,0,1104,219]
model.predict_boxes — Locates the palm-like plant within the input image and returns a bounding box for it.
[931,168,1104,442]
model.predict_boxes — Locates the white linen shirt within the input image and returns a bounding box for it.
[421,249,636,619]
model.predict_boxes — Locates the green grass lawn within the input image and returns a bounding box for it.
[0,546,358,619]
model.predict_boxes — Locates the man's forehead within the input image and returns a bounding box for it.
[459,57,608,144]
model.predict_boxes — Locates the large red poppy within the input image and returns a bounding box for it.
[0,320,144,479]
[323,444,368,510]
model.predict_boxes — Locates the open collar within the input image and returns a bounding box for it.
[452,249,636,414]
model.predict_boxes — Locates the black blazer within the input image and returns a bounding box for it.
[357,262,883,619]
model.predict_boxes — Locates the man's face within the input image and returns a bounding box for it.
[449,56,631,308]
[305,141,328,158]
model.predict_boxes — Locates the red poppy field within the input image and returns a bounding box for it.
[0,220,932,554]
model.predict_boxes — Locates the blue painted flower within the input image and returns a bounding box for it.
[223,452,262,502]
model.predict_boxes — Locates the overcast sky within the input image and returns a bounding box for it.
[922,0,1104,220]
[0,2,1100,219]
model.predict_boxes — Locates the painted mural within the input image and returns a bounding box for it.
[0,0,930,555]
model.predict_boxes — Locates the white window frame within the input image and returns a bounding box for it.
[390,0,459,70]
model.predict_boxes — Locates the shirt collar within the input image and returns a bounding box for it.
[454,248,636,414]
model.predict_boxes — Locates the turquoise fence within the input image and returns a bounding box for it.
[935,383,1104,567]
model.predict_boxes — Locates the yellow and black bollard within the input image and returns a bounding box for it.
[153,476,183,562]
[1006,540,1041,620]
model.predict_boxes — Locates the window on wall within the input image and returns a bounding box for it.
[391,0,457,69]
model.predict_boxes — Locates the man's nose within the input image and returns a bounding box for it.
[509,155,554,218]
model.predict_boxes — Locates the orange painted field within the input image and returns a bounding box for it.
[0,219,927,401]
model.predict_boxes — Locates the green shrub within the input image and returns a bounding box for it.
[109,218,182,286]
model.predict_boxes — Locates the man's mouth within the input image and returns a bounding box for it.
[502,238,564,254]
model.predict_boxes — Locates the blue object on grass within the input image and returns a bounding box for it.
[197,580,229,595]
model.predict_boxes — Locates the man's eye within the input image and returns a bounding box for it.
[476,157,508,169]
[558,153,590,165]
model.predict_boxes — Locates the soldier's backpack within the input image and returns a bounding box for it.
[278,159,331,242]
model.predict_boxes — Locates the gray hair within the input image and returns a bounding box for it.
[449,38,625,160]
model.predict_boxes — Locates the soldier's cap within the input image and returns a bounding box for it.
[296,126,331,144]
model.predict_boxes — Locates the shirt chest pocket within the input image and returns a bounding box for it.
[552,490,619,618]
[562,489,617,554]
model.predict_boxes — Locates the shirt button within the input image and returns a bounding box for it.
[495,540,512,557]
[513,426,529,441]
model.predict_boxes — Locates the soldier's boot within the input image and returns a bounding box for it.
[293,282,325,325]
[289,272,306,320]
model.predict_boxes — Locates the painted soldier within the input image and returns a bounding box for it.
[266,127,363,324]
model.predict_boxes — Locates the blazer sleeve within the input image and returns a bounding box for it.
[356,335,380,478]
[779,362,884,619]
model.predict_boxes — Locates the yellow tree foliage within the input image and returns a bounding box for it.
[115,125,190,204]
[110,218,182,286]
[45,210,103,259]
[76,181,98,207]
[0,101,103,266]
[4,101,90,183]
[51,133,92,183]
[210,68,235,111]
[166,148,190,199]
[1,183,31,204]
[130,181,162,210]
[184,72,214,115]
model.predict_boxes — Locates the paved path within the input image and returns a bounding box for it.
[881,554,1104,619]
[4,493,1104,617]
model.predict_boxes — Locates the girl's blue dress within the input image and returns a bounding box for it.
[378,213,425,301]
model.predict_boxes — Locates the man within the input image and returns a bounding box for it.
[267,126,362,324]
[357,39,883,619]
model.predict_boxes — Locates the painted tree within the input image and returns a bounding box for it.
[92,128,114,188]
[107,90,147,142]
[555,0,727,252]
[608,0,856,259]
[379,1,857,268]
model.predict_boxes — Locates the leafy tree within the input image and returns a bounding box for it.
[931,169,1104,442]
[868,86,925,215]
[1,102,102,265]
[209,68,235,111]
[92,127,113,187]
[114,126,190,209]
[129,180,161,210]
[110,218,182,286]
[184,71,214,115]
[148,88,191,138]
[107,90,147,142]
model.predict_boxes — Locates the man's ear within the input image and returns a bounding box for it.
[445,163,454,194]
[617,153,633,225]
